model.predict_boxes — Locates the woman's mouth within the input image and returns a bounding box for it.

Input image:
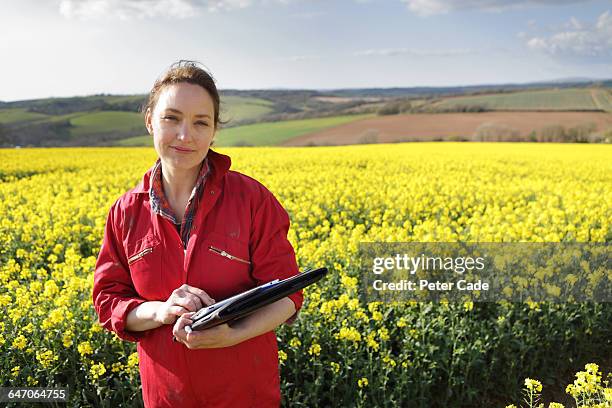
[170,146,195,153]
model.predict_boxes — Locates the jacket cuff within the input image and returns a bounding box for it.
[284,290,303,325]
[111,298,149,342]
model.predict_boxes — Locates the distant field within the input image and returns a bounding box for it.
[0,95,277,146]
[3,86,612,147]
[591,89,612,111]
[115,114,374,147]
[220,96,275,123]
[433,88,610,111]
[115,135,151,146]
[69,111,145,138]
[0,108,49,124]
[67,97,274,138]
[95,94,275,123]
[283,111,612,146]
[101,95,146,105]
[215,114,373,146]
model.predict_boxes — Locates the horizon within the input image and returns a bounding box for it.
[3,75,611,104]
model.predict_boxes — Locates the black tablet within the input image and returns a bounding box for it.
[188,267,328,331]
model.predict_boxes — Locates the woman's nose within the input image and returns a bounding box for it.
[176,121,192,141]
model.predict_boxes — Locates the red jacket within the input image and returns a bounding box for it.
[93,149,303,408]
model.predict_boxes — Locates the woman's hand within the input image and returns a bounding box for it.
[155,284,216,325]
[172,313,245,349]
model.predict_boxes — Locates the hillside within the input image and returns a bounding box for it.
[0,79,610,147]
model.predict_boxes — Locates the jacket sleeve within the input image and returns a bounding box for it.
[249,192,303,325]
[92,203,148,342]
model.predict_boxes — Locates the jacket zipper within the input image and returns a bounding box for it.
[208,246,251,265]
[128,247,154,265]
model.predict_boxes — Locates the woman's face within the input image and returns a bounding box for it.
[145,82,216,173]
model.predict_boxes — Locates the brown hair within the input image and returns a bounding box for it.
[142,60,226,130]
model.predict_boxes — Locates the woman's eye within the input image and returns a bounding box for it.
[196,121,208,126]
[162,116,177,121]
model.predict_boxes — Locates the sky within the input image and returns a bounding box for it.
[0,0,611,102]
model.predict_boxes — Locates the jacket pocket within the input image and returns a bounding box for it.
[127,234,162,299]
[193,233,253,299]
[208,245,251,265]
[128,247,155,265]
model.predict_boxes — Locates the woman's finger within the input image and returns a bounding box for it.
[172,314,192,338]
[183,285,216,306]
[168,305,190,317]
[171,296,199,312]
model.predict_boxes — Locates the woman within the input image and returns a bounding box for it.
[92,60,303,408]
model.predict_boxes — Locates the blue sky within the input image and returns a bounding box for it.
[1,0,611,101]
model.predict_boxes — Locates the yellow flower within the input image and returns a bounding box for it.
[347,299,359,310]
[36,349,59,368]
[330,362,340,374]
[12,335,27,350]
[367,302,380,314]
[340,274,357,289]
[358,377,368,388]
[11,366,20,377]
[90,362,106,380]
[127,352,139,368]
[334,327,361,343]
[366,332,379,351]
[278,350,287,364]
[43,280,59,298]
[354,310,368,321]
[62,330,74,348]
[78,341,93,357]
[382,355,396,368]
[319,301,336,319]
[0,294,11,308]
[308,343,321,356]
[548,403,564,408]
[463,301,474,312]
[524,378,543,393]
[585,363,599,375]
[289,337,301,348]
[377,327,390,341]
[527,301,541,312]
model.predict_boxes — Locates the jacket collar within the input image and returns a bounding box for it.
[132,149,232,194]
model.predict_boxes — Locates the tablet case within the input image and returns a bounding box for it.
[188,267,328,331]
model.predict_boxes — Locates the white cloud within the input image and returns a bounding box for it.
[526,11,612,57]
[59,0,201,20]
[353,47,475,57]
[568,16,583,30]
[400,0,594,16]
[58,0,285,20]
